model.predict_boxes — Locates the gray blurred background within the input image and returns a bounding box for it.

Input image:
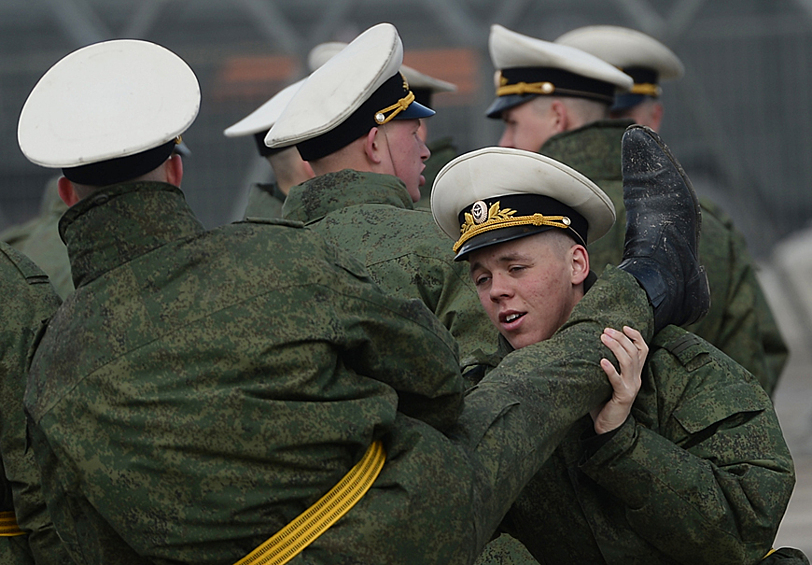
[1,0,810,554]
[2,0,812,257]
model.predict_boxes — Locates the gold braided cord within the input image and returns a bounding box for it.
[0,511,25,537]
[374,91,416,124]
[234,441,386,565]
[496,81,555,97]
[763,549,777,559]
[630,83,661,97]
[453,213,571,252]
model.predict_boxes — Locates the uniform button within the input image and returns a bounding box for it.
[92,194,109,205]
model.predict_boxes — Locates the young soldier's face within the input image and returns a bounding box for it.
[380,119,430,202]
[468,233,586,349]
[498,99,555,153]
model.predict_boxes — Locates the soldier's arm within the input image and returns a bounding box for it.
[577,328,793,565]
[327,247,465,432]
[0,245,72,564]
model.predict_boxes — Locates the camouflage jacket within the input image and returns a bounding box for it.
[282,170,498,366]
[1,177,73,299]
[243,181,286,219]
[540,120,788,396]
[0,243,71,564]
[26,181,664,565]
[475,325,794,564]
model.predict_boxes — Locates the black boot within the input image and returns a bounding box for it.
[617,125,710,333]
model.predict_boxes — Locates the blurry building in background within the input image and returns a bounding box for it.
[1,0,811,259]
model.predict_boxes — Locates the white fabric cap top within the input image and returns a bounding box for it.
[18,39,200,168]
[308,41,456,93]
[489,24,633,91]
[266,23,405,149]
[224,78,306,138]
[555,25,684,82]
[431,147,615,259]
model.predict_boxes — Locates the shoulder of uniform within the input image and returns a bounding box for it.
[0,242,51,285]
[651,325,711,368]
[241,217,305,229]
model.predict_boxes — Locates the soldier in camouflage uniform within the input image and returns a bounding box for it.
[0,242,72,564]
[432,140,795,564]
[555,24,788,396]
[272,33,496,365]
[20,32,711,565]
[0,177,73,299]
[488,24,787,396]
[225,79,314,220]
[304,41,458,210]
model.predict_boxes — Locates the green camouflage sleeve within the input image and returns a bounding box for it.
[323,243,465,432]
[0,243,71,564]
[578,327,794,564]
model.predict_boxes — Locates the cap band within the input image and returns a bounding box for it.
[629,83,661,97]
[297,72,418,161]
[454,195,588,253]
[619,67,661,98]
[62,138,178,187]
[411,87,432,108]
[253,131,285,157]
[497,67,616,104]
[374,90,415,124]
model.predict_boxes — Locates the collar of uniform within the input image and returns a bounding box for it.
[539,119,632,184]
[59,181,205,288]
[282,170,414,224]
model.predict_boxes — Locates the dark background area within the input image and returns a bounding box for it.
[2,0,810,258]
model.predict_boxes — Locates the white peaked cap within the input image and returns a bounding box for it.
[267,23,406,149]
[555,25,684,81]
[19,39,200,168]
[489,24,633,90]
[431,147,615,259]
[224,79,306,138]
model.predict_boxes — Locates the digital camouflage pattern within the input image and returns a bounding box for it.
[282,170,498,366]
[540,119,788,396]
[0,242,71,564]
[0,177,73,299]
[416,136,457,209]
[474,324,794,564]
[243,181,286,219]
[26,181,658,565]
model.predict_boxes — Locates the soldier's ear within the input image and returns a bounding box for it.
[549,100,569,134]
[363,127,383,165]
[571,244,590,285]
[165,153,184,188]
[57,177,80,207]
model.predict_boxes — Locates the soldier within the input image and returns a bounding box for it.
[431,141,796,564]
[488,24,784,396]
[554,24,788,396]
[307,41,458,207]
[271,28,496,365]
[0,242,71,564]
[0,178,73,298]
[225,79,314,219]
[21,30,707,565]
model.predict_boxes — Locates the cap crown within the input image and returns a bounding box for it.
[489,24,632,90]
[555,25,684,81]
[19,39,200,168]
[266,23,403,149]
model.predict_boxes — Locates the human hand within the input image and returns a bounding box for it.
[590,326,648,434]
